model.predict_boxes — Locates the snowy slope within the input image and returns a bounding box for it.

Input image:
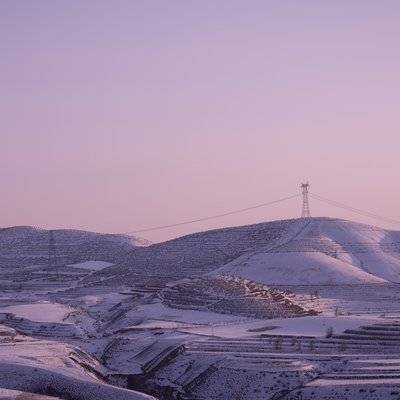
[213,251,386,285]
[212,218,400,285]
[314,219,400,282]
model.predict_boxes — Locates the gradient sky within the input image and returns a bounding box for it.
[1,1,400,242]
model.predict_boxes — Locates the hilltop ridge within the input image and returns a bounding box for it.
[83,217,400,286]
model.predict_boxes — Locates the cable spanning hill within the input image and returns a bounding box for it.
[0,226,149,268]
[85,217,400,287]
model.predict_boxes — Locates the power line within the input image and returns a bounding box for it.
[123,194,300,234]
[310,193,400,227]
[311,193,400,225]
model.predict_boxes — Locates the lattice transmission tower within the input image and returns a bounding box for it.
[48,230,59,280]
[301,182,311,218]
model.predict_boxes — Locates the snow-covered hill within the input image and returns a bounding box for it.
[213,218,400,285]
[86,217,400,287]
[83,218,305,286]
[0,226,149,268]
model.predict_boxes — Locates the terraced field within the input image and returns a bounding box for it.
[161,276,317,318]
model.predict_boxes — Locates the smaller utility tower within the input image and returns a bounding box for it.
[48,230,59,280]
[301,182,311,218]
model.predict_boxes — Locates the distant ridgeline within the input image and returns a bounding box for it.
[0,226,148,268]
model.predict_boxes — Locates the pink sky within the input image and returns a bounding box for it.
[1,1,400,242]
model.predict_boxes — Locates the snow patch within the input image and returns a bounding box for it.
[0,302,70,323]
[68,261,114,271]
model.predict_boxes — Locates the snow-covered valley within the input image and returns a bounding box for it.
[1,218,400,399]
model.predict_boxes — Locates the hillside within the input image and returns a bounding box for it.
[86,217,400,287]
[0,226,149,268]
[213,218,400,285]
[83,218,308,286]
